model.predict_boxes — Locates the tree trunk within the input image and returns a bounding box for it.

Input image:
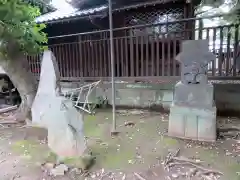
[0,54,37,122]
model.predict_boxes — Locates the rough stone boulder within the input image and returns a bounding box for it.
[31,50,87,158]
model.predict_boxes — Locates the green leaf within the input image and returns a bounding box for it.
[0,0,48,58]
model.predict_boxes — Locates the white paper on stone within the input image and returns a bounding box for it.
[31,50,86,157]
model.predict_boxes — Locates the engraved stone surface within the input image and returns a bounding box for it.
[31,50,86,158]
[173,82,214,108]
[168,40,217,142]
[168,105,216,141]
[176,40,215,85]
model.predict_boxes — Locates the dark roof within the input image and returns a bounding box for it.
[36,0,197,24]
[35,5,107,23]
[68,0,201,9]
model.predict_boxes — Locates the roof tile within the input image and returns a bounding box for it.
[35,5,107,23]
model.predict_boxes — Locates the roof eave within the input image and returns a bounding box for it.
[36,0,190,24]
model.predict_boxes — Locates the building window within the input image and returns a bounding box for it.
[125,8,184,39]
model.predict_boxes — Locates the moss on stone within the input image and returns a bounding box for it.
[45,151,58,163]
[61,154,95,170]
[11,140,54,164]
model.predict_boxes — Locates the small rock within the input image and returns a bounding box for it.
[42,163,55,171]
[130,110,144,115]
[70,167,82,175]
[226,152,232,156]
[124,121,135,127]
[196,171,202,177]
[101,168,105,174]
[50,164,69,176]
[136,155,142,159]
[172,173,179,178]
[91,174,96,178]
[80,154,95,170]
[188,168,197,176]
[12,174,21,179]
[195,159,202,163]
[128,160,134,164]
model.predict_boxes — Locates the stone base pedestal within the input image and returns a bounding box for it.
[168,104,217,142]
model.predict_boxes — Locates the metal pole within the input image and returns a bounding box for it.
[108,0,116,133]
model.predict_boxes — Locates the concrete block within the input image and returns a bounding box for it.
[139,90,156,107]
[168,105,216,142]
[168,111,185,137]
[185,114,198,138]
[162,90,174,102]
[174,82,214,107]
[115,89,141,107]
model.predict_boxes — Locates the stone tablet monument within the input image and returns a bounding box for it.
[31,50,87,158]
[168,40,217,142]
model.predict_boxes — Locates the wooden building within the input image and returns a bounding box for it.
[29,0,215,82]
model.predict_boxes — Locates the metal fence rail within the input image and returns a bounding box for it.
[27,16,240,82]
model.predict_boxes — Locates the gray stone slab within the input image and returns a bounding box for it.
[173,82,214,107]
[176,40,215,85]
[168,40,217,142]
[31,50,86,158]
[168,105,216,142]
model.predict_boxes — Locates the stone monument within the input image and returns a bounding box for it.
[31,50,87,158]
[168,40,217,142]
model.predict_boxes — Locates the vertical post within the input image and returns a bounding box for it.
[108,0,117,133]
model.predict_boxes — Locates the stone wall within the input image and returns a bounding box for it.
[60,81,240,116]
[214,84,240,116]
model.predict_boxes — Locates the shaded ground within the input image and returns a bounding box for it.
[0,109,239,180]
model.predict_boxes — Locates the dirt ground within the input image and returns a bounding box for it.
[0,109,239,180]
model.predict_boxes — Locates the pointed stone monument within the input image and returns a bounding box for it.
[168,40,217,142]
[31,50,87,158]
